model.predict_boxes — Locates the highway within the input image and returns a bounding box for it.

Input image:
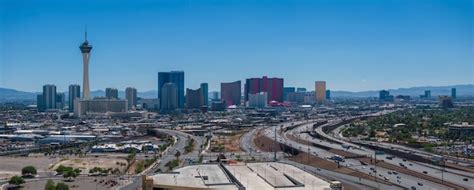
[324,123,474,188]
[263,121,459,190]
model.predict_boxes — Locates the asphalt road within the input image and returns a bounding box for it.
[264,122,455,190]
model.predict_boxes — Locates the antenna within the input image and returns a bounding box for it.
[85,25,88,41]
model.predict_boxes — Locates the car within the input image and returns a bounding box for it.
[397,176,401,179]
[423,171,428,174]
[418,182,423,186]
[387,171,392,175]
[384,177,389,181]
[379,174,383,177]
[409,163,413,166]
[411,187,417,190]
[392,171,398,175]
[362,166,366,169]
[403,159,407,162]
[463,178,468,181]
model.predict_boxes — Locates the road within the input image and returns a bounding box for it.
[320,122,474,188]
[264,121,457,190]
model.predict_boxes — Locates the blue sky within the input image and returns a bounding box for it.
[1,0,472,92]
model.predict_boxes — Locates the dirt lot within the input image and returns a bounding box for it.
[210,133,243,152]
[0,154,61,179]
[51,156,128,174]
[21,176,133,190]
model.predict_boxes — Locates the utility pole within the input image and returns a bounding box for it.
[274,125,277,161]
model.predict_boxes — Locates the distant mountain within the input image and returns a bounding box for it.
[331,84,474,98]
[0,88,39,101]
[1,84,472,102]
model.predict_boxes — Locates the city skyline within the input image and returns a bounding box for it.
[1,0,473,92]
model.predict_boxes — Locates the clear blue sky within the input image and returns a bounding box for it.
[1,0,472,92]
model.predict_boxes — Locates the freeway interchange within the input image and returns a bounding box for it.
[240,115,474,190]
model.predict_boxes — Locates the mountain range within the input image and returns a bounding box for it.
[1,84,472,102]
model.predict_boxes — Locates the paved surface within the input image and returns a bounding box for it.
[320,122,474,188]
[264,121,457,190]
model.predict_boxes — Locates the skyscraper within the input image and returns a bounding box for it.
[379,90,394,101]
[221,81,241,106]
[248,92,268,108]
[326,89,331,100]
[451,88,457,99]
[68,84,81,112]
[161,83,178,111]
[315,81,326,103]
[43,84,57,110]
[423,90,431,99]
[158,71,185,109]
[244,76,284,102]
[200,83,208,107]
[79,29,92,99]
[283,87,296,101]
[37,94,45,112]
[56,93,65,109]
[125,87,137,109]
[105,88,119,99]
[186,88,203,109]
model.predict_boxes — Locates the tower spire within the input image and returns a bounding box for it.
[85,25,88,42]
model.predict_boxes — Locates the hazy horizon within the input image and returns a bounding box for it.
[1,0,473,92]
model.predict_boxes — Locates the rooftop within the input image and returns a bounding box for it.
[151,162,331,190]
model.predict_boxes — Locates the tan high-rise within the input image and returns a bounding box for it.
[80,31,92,99]
[315,81,326,103]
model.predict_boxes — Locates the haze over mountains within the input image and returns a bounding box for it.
[1,84,473,102]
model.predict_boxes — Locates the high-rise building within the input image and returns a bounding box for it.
[451,88,457,99]
[125,87,137,109]
[315,81,326,103]
[186,88,203,109]
[74,98,127,117]
[210,91,219,101]
[200,83,208,107]
[421,90,431,99]
[379,90,394,101]
[37,94,45,112]
[283,87,296,101]
[105,88,119,99]
[326,89,331,100]
[68,85,81,112]
[79,29,92,99]
[438,96,454,109]
[43,85,57,110]
[161,83,178,111]
[244,76,284,102]
[296,88,306,92]
[248,92,268,108]
[158,71,185,108]
[56,93,65,109]
[221,81,241,107]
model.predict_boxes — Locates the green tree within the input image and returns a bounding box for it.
[22,166,37,177]
[55,182,69,190]
[55,165,66,175]
[62,169,79,181]
[8,175,25,187]
[45,180,56,190]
